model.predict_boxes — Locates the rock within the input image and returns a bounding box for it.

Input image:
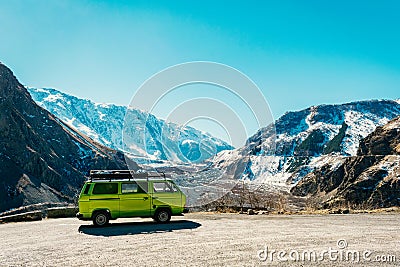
[47,207,78,218]
[342,209,350,214]
[357,118,400,156]
[291,117,400,209]
[257,210,269,215]
[0,211,42,223]
[329,209,340,214]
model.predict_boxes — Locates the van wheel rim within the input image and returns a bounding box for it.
[96,214,106,225]
[158,211,168,222]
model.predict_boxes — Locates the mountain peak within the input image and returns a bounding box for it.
[0,62,29,102]
[266,99,400,156]
[0,62,17,80]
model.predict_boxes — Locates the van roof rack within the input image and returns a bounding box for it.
[89,170,171,182]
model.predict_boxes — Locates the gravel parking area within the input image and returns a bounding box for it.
[0,213,399,266]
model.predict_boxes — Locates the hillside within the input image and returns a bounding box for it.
[291,116,400,208]
[0,63,128,212]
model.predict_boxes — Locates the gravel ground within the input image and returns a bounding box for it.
[0,213,399,266]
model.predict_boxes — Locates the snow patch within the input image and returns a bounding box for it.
[33,88,50,94]
[43,94,64,102]
[98,112,106,120]
[181,139,198,145]
[57,102,66,109]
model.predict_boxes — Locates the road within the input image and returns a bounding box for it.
[0,213,399,266]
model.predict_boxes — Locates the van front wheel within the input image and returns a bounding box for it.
[154,209,171,223]
[93,211,109,227]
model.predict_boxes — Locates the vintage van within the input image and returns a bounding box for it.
[76,170,187,226]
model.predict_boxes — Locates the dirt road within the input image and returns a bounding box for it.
[0,213,399,266]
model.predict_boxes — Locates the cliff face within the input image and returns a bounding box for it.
[357,119,400,156]
[0,63,127,212]
[291,117,400,208]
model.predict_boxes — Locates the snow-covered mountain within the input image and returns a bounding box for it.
[27,87,233,163]
[213,100,400,188]
[249,100,400,157]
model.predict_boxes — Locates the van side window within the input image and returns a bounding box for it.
[137,181,148,193]
[169,182,178,192]
[153,182,178,193]
[122,183,144,194]
[92,183,118,194]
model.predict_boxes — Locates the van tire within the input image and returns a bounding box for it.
[154,208,171,223]
[92,211,109,227]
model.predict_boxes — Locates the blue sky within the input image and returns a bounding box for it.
[1,0,399,142]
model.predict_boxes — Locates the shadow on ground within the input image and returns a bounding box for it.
[78,220,201,236]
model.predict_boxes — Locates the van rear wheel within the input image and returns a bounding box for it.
[93,211,109,227]
[154,209,171,223]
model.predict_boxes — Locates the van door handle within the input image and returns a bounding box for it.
[143,197,149,200]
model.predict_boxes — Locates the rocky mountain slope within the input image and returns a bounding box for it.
[28,87,233,163]
[0,63,127,212]
[213,100,400,190]
[249,100,400,157]
[291,116,400,208]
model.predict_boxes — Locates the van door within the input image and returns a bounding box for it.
[151,181,182,213]
[89,182,120,218]
[119,182,151,217]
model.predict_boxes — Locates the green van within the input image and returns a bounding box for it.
[76,170,187,226]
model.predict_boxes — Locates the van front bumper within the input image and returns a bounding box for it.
[76,212,91,221]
